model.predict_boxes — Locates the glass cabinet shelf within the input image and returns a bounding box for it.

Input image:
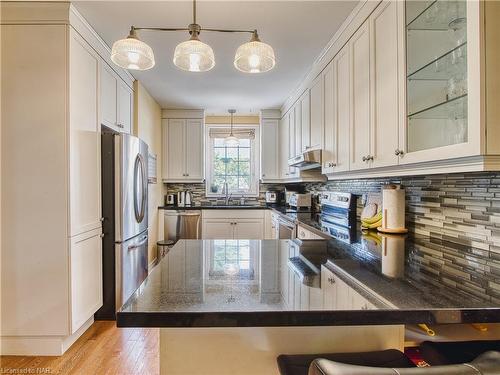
[407,0,466,31]
[408,93,467,120]
[408,42,466,81]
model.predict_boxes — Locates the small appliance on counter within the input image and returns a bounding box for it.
[378,184,408,234]
[265,191,277,204]
[289,193,312,210]
[177,190,193,207]
[166,193,177,206]
[320,192,357,243]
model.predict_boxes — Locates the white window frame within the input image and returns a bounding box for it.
[205,124,260,198]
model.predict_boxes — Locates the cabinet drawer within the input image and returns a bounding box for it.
[202,209,265,219]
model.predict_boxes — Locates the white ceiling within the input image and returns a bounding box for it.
[74,1,358,114]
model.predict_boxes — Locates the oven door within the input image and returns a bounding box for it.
[278,218,296,239]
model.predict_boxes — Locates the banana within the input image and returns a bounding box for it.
[360,211,382,225]
[361,218,382,229]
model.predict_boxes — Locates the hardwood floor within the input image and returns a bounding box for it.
[0,321,159,375]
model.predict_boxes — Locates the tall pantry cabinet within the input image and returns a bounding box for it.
[1,2,135,355]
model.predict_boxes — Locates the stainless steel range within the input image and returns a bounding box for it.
[320,192,357,243]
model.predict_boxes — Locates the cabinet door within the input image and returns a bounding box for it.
[350,21,371,171]
[165,119,186,180]
[233,219,264,239]
[294,102,302,157]
[117,80,133,134]
[288,110,299,177]
[69,31,101,236]
[185,119,204,181]
[310,75,324,150]
[100,62,118,131]
[70,229,103,333]
[321,266,335,310]
[335,45,351,173]
[322,61,336,174]
[300,91,311,153]
[261,119,279,181]
[279,116,290,179]
[370,0,399,168]
[202,220,234,239]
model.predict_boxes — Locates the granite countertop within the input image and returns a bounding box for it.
[117,234,500,328]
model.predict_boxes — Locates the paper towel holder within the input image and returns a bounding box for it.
[378,184,408,234]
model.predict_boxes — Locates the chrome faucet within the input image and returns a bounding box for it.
[223,182,232,205]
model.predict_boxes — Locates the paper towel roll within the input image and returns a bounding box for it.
[382,185,406,230]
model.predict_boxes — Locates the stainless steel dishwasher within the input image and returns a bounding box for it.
[164,210,202,242]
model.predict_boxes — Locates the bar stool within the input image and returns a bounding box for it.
[157,240,175,261]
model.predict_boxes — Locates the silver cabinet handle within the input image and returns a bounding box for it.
[100,217,105,222]
[262,174,266,177]
[363,155,373,162]
[326,162,336,168]
[395,149,404,156]
[100,233,105,238]
[362,156,367,162]
[368,155,374,161]
[327,277,335,284]
[186,173,189,176]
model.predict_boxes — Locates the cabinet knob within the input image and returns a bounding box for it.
[362,156,367,162]
[364,155,373,162]
[186,173,189,176]
[327,277,335,284]
[100,217,105,222]
[395,149,404,156]
[100,233,105,238]
[262,174,266,177]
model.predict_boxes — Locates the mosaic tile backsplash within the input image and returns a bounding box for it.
[167,172,500,253]
[304,172,500,253]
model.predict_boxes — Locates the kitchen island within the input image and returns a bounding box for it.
[118,236,500,374]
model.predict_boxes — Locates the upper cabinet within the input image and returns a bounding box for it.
[309,74,324,151]
[282,0,500,180]
[100,62,133,134]
[162,116,204,183]
[403,0,478,164]
[260,118,280,182]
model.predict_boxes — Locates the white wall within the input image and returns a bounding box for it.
[134,81,163,267]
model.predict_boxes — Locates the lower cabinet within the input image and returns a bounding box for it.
[321,265,376,310]
[70,228,103,333]
[202,210,265,239]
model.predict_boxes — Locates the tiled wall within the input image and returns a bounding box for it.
[166,172,500,252]
[165,183,285,206]
[304,172,500,252]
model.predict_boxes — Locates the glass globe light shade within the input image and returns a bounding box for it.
[234,33,275,73]
[111,32,155,71]
[173,37,215,72]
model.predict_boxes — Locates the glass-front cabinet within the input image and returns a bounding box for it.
[403,0,481,163]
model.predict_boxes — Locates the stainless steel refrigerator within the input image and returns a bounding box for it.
[96,132,149,320]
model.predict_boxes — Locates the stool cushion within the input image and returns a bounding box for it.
[308,351,500,375]
[277,349,415,375]
[157,240,175,246]
[420,340,500,365]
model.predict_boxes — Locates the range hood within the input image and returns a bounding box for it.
[288,149,322,170]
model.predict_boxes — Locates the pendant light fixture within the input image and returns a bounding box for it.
[224,109,239,146]
[110,0,275,73]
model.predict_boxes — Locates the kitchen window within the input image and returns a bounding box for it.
[205,125,259,197]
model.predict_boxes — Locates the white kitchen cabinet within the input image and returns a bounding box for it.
[334,45,351,173]
[309,74,324,150]
[279,116,290,179]
[100,62,132,134]
[293,102,302,157]
[234,219,265,239]
[117,79,133,134]
[69,31,102,236]
[300,91,311,153]
[288,109,299,178]
[1,3,135,355]
[370,0,400,168]
[162,118,204,182]
[202,210,265,239]
[350,21,371,171]
[322,61,336,174]
[70,228,102,333]
[260,119,280,182]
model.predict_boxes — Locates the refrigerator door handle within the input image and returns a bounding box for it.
[133,154,147,223]
[128,235,148,251]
